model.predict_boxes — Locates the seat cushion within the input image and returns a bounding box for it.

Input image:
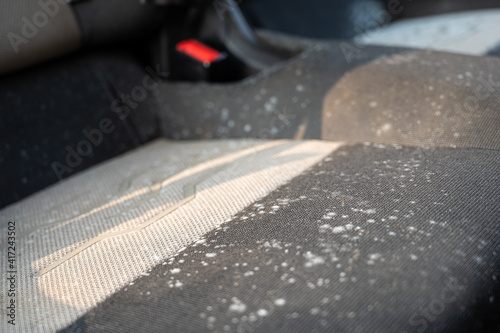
[0,138,339,331]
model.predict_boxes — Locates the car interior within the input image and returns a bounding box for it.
[1,0,499,332]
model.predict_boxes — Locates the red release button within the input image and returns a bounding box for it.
[176,39,223,64]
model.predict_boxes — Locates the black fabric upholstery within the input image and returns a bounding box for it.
[62,144,500,333]
[155,33,407,141]
[155,32,500,151]
[0,52,160,208]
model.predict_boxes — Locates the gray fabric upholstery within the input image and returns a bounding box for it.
[0,0,81,75]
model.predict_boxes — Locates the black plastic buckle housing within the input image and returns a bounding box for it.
[144,0,292,82]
